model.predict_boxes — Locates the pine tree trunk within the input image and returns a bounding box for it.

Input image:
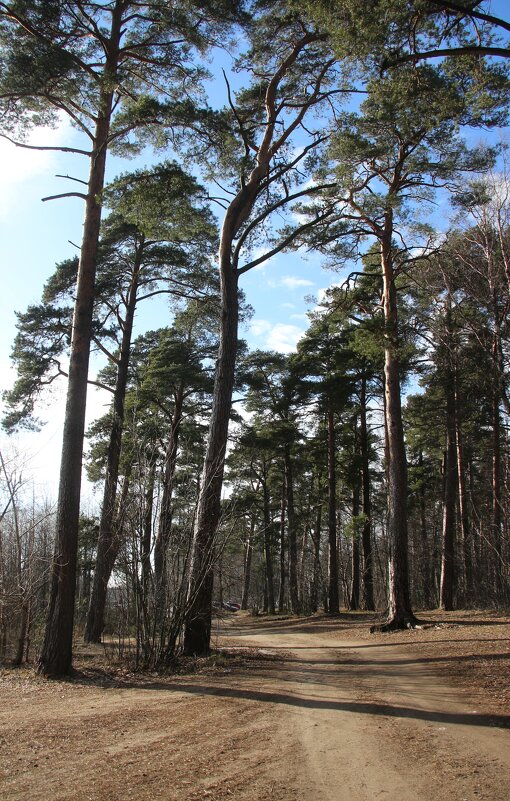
[262,479,276,614]
[350,486,361,611]
[360,374,375,610]
[241,521,254,611]
[310,502,322,613]
[327,404,339,614]
[439,363,457,610]
[37,7,123,676]
[492,370,503,599]
[183,249,239,655]
[38,110,113,674]
[285,447,300,614]
[375,224,417,631]
[154,385,184,592]
[278,475,286,613]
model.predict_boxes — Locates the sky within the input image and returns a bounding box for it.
[0,0,508,503]
[0,100,335,503]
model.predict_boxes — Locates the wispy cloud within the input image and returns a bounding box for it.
[249,319,305,353]
[269,275,315,290]
[267,323,304,353]
[0,117,73,216]
[249,319,272,337]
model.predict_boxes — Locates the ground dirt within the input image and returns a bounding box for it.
[0,610,509,801]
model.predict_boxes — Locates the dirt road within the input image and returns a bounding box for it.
[1,613,509,801]
[220,615,510,801]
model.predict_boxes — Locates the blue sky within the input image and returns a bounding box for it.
[1,0,509,500]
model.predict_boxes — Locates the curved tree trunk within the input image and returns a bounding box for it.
[183,257,239,655]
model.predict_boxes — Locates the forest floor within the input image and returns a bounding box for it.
[0,609,509,801]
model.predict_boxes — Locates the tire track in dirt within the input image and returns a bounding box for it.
[219,617,510,801]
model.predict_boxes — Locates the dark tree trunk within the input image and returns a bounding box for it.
[374,224,417,632]
[262,478,276,614]
[154,384,184,593]
[141,458,156,600]
[278,475,286,613]
[285,447,300,615]
[492,367,503,598]
[418,450,433,608]
[84,246,143,643]
[38,110,115,674]
[37,7,123,676]
[439,351,457,610]
[455,414,472,601]
[360,374,375,610]
[182,34,318,654]
[241,520,254,611]
[183,249,239,655]
[327,404,339,614]
[310,501,322,613]
[350,485,361,611]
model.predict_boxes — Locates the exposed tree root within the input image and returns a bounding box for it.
[370,612,423,633]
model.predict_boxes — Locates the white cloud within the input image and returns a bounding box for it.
[0,117,73,216]
[281,302,296,309]
[269,275,315,290]
[267,323,304,353]
[281,275,315,289]
[249,319,305,353]
[249,319,272,337]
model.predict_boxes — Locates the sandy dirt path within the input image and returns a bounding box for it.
[218,616,510,801]
[1,614,509,801]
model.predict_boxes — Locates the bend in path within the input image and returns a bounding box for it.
[216,615,510,801]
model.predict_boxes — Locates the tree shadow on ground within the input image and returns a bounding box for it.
[105,678,510,730]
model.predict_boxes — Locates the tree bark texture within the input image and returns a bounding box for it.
[376,225,417,631]
[37,4,124,676]
[360,374,375,610]
[439,352,457,611]
[285,447,301,615]
[327,404,340,614]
